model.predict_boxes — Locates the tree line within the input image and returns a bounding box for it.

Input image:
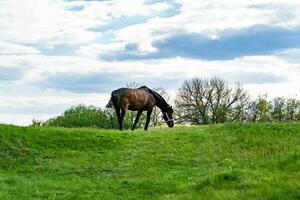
[175,77,300,124]
[32,77,300,128]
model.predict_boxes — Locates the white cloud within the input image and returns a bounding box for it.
[0,0,171,47]
[113,0,300,53]
[0,0,101,45]
[76,43,125,58]
[0,41,40,55]
[0,52,297,90]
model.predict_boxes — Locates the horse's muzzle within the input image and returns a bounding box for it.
[167,120,174,128]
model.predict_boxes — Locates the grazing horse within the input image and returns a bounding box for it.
[106,86,174,130]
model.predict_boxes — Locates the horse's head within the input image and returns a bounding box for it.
[163,105,174,128]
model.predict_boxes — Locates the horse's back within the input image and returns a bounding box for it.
[111,87,155,110]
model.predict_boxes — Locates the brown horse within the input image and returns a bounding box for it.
[106,86,174,130]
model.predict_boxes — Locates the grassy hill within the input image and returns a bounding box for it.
[0,123,299,199]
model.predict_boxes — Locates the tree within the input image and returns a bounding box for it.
[285,98,300,121]
[256,95,272,122]
[271,97,286,121]
[175,77,249,124]
[208,78,248,123]
[175,78,209,124]
[246,95,272,122]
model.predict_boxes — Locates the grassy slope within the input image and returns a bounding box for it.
[0,123,299,200]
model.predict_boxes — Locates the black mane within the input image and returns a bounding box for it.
[139,86,169,112]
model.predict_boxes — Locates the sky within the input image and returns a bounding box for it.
[0,0,300,125]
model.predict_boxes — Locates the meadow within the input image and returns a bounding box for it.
[0,123,299,199]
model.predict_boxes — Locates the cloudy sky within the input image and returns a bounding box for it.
[1,0,300,125]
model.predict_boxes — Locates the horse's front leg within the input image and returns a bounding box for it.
[132,110,143,130]
[144,109,153,131]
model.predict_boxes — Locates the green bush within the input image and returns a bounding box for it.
[38,104,144,129]
[42,104,116,129]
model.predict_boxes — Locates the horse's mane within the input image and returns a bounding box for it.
[139,86,168,110]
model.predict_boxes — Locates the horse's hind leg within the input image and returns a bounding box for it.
[115,108,123,130]
[118,108,127,131]
[132,110,143,130]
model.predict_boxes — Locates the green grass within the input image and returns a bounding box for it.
[0,123,299,199]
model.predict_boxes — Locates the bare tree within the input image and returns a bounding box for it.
[175,77,249,124]
[175,79,211,124]
[207,78,248,123]
[126,82,141,89]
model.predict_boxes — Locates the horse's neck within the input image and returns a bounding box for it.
[140,86,168,112]
[152,91,168,112]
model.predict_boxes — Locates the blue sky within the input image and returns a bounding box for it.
[0,0,300,124]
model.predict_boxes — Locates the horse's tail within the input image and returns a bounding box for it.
[106,99,113,108]
[106,91,120,108]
